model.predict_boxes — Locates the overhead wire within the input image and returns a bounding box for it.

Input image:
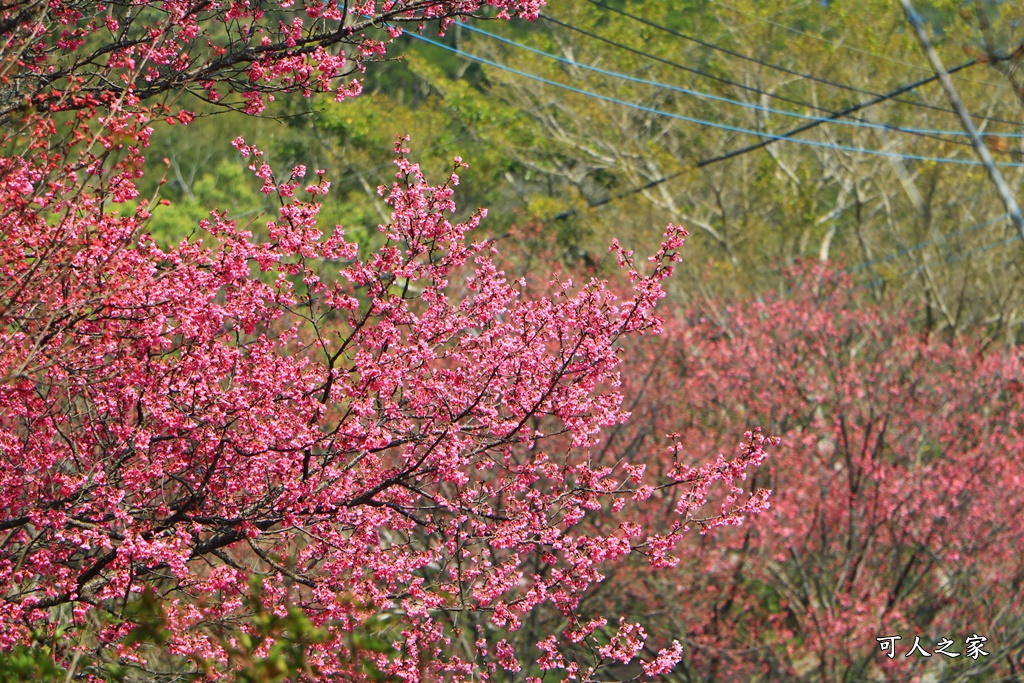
[538,13,840,116]
[404,31,1024,228]
[584,0,1024,128]
[880,224,1021,289]
[849,213,1010,273]
[391,22,1024,290]
[461,22,1024,141]
[706,0,1010,89]
[588,63,1022,211]
[528,6,1023,214]
[405,33,1024,168]
[538,13,972,149]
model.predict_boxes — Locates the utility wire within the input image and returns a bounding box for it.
[538,13,973,150]
[585,0,1023,128]
[881,223,1020,289]
[462,22,1023,141]
[707,0,1010,89]
[396,20,1024,290]
[409,15,1024,289]
[538,14,839,115]
[584,59,1012,214]
[849,213,1009,272]
[406,32,1024,231]
[406,32,1024,169]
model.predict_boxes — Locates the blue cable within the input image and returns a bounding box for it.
[856,215,1017,289]
[459,23,1024,141]
[894,231,1021,283]
[401,25,1024,273]
[406,32,1024,168]
[850,214,1011,272]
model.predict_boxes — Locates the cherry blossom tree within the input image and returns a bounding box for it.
[0,2,774,680]
[588,265,1024,682]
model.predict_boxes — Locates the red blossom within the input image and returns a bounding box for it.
[0,1,778,678]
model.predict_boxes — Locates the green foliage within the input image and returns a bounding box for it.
[0,583,402,683]
[145,158,269,247]
[0,640,69,683]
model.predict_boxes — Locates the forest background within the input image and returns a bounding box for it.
[3,0,1024,682]
[145,0,1024,337]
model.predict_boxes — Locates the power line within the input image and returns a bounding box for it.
[462,22,1023,141]
[584,0,1023,128]
[706,0,1010,89]
[537,13,975,151]
[405,32,1024,230]
[889,226,1021,286]
[407,33,1024,167]
[538,14,839,115]
[586,58,1024,212]
[849,214,1009,272]
[902,0,1024,245]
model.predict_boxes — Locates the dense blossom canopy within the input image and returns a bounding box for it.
[589,268,1024,681]
[0,1,774,680]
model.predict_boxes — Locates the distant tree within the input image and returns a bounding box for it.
[588,265,1024,682]
[461,0,1024,334]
